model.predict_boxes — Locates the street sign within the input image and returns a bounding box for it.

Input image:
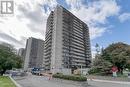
[111,66,118,72]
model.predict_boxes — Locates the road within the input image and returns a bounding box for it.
[13,74,130,87]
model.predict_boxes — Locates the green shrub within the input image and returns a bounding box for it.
[88,68,100,74]
[52,74,87,81]
[56,72,63,75]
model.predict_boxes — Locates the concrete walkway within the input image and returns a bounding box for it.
[88,79,130,85]
[87,75,130,82]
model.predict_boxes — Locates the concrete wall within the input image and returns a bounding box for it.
[45,5,91,74]
[24,38,32,70]
[51,6,63,73]
[52,68,71,75]
[79,68,90,75]
[37,40,44,68]
[24,38,44,71]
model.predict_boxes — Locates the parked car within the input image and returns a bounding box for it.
[5,69,27,77]
[31,67,45,75]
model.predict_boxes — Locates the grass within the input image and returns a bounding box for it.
[0,76,16,87]
[117,73,128,78]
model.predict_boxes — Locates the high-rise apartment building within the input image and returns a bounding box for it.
[18,48,25,66]
[44,5,91,73]
[18,48,25,58]
[24,37,44,70]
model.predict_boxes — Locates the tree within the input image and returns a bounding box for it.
[95,43,100,55]
[0,43,22,75]
[89,42,130,75]
[89,55,112,75]
[103,42,130,74]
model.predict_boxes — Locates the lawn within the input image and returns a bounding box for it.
[0,76,16,87]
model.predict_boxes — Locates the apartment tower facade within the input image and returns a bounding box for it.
[24,37,44,70]
[18,48,25,59]
[44,5,91,73]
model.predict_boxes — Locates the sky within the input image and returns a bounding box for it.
[0,0,130,58]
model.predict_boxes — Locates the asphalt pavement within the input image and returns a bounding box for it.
[13,74,130,87]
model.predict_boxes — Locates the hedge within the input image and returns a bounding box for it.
[52,73,87,81]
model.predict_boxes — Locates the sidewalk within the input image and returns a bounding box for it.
[87,75,130,82]
[88,79,130,85]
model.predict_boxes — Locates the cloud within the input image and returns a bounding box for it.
[119,13,130,22]
[17,5,43,23]
[0,0,57,49]
[65,0,82,9]
[89,26,106,40]
[15,0,57,35]
[0,0,120,50]
[65,0,120,58]
[0,21,4,24]
[65,0,120,39]
[91,46,96,59]
[0,32,24,48]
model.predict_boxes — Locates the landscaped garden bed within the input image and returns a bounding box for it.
[52,73,87,81]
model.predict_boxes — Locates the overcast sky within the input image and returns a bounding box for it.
[0,0,130,58]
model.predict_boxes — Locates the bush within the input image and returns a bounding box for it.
[88,68,100,74]
[56,72,63,75]
[52,74,87,81]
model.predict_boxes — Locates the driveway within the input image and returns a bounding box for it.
[13,74,130,87]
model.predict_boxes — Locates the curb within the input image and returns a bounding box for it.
[88,79,130,85]
[9,76,22,87]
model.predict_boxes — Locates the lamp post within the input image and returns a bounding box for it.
[80,65,83,75]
